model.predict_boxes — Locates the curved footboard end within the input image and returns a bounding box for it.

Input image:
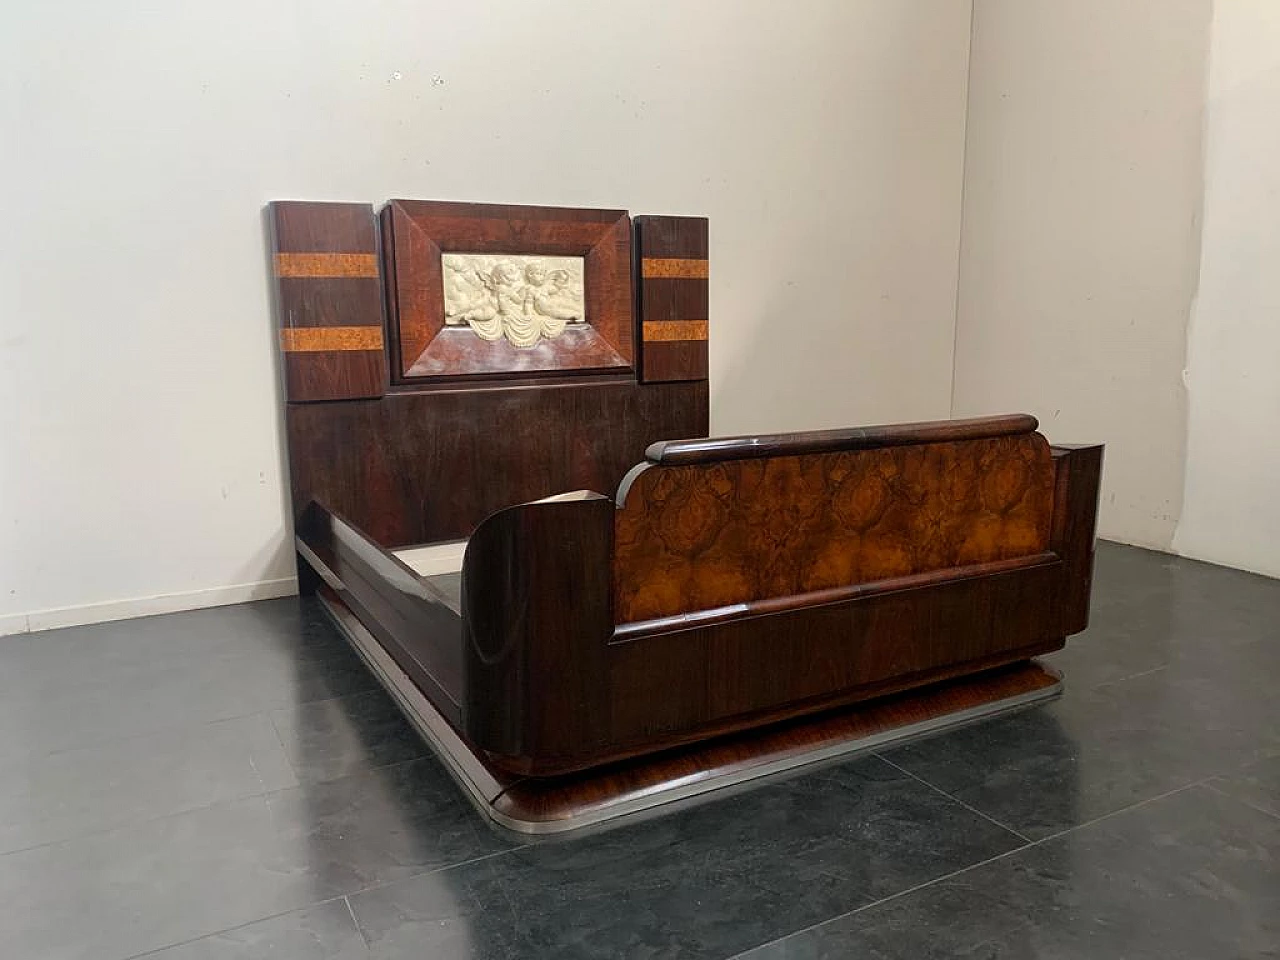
[1051,444,1105,636]
[461,491,615,774]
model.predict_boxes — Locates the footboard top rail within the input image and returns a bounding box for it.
[644,414,1039,465]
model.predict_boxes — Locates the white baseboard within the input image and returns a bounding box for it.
[7,578,299,636]
[0,614,31,638]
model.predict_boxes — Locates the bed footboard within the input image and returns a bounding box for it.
[455,415,1102,777]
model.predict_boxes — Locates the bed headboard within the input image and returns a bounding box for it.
[269,199,710,547]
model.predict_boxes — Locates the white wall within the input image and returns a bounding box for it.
[952,0,1212,551]
[1174,3,1280,578]
[0,1,974,631]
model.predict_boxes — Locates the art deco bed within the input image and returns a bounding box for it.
[268,198,1103,833]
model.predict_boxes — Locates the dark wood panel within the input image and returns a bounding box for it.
[601,560,1065,762]
[1051,444,1105,635]
[638,278,709,322]
[646,414,1040,464]
[275,277,383,329]
[269,201,386,402]
[272,201,378,253]
[286,378,709,547]
[462,493,614,767]
[635,214,709,259]
[492,661,1060,826]
[614,432,1056,623]
[282,351,385,404]
[641,340,707,383]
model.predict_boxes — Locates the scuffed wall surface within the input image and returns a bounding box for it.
[952,0,1212,550]
[1174,2,1280,578]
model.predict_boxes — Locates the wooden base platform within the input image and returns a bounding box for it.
[318,590,1062,836]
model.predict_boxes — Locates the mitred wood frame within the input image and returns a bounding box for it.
[382,200,634,382]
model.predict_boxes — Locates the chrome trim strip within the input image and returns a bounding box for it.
[317,593,1060,836]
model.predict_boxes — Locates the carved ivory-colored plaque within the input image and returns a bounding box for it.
[442,253,586,348]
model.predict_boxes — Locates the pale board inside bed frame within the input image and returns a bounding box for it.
[393,540,467,577]
[393,540,467,614]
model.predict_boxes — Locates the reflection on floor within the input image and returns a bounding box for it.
[1,541,1277,959]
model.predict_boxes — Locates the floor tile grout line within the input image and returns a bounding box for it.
[7,684,387,767]
[874,754,1033,844]
[266,710,305,785]
[1201,779,1280,823]
[1091,663,1171,691]
[95,842,522,959]
[727,778,1213,960]
[1028,776,1216,845]
[342,844,529,904]
[0,753,435,862]
[12,708,289,764]
[343,895,370,949]
[118,895,355,960]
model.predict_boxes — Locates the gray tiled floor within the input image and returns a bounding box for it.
[1,542,1277,959]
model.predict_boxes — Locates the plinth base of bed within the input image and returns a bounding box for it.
[317,587,1061,836]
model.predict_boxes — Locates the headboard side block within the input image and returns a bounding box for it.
[635,215,709,383]
[268,201,387,402]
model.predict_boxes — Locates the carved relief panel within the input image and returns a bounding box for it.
[442,254,586,348]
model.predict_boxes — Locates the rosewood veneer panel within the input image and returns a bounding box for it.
[286,378,709,547]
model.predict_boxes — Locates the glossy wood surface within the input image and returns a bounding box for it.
[635,215,709,383]
[614,431,1056,623]
[462,493,614,767]
[1051,444,1105,635]
[269,200,1101,796]
[286,378,708,547]
[492,661,1061,827]
[384,200,634,380]
[268,201,386,402]
[645,413,1040,464]
[292,412,1098,779]
[296,502,463,724]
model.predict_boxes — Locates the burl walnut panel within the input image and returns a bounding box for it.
[614,433,1056,623]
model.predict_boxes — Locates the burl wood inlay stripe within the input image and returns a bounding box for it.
[274,253,380,279]
[280,326,384,352]
[643,321,709,342]
[641,258,709,279]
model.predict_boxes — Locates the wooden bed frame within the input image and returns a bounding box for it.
[269,198,1103,833]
